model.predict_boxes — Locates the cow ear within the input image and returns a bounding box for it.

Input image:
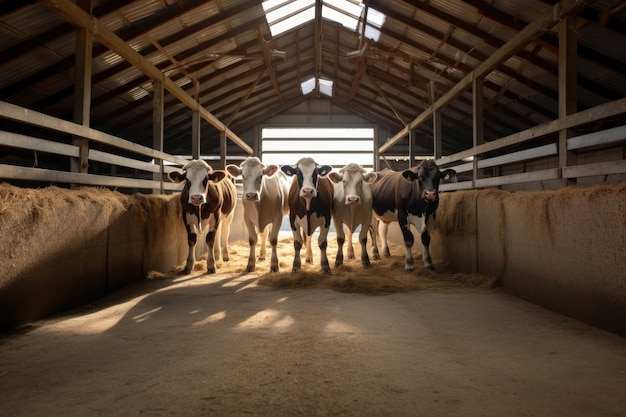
[168,171,186,183]
[402,170,417,183]
[363,172,377,184]
[263,164,279,176]
[226,164,242,178]
[441,169,458,183]
[281,165,298,176]
[207,171,227,183]
[327,172,342,184]
[318,165,333,177]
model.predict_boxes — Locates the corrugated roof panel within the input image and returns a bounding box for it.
[119,0,169,25]
[179,1,221,27]
[429,0,481,24]
[580,25,626,64]
[0,4,66,40]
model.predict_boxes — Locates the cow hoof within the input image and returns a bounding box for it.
[405,267,415,272]
[246,265,255,273]
[362,261,372,268]
[207,268,216,274]
[425,264,435,271]
[372,254,380,261]
[270,266,279,273]
[182,268,192,275]
[334,260,343,268]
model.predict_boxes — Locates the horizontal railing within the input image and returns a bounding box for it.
[436,97,626,191]
[0,100,189,192]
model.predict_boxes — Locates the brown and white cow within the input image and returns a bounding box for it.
[328,163,377,267]
[226,157,290,273]
[281,157,334,274]
[168,159,237,274]
[370,159,456,271]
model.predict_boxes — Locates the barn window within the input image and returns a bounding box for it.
[263,0,384,41]
[261,127,374,169]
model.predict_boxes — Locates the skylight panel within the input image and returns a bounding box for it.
[263,0,314,37]
[301,77,315,95]
[319,78,333,97]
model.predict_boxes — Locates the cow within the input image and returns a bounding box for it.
[281,157,334,274]
[168,159,237,275]
[226,157,290,273]
[370,159,457,271]
[328,163,377,268]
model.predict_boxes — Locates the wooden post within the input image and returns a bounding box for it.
[472,77,485,188]
[191,80,201,160]
[558,15,578,185]
[152,81,164,194]
[408,129,415,168]
[71,0,92,179]
[219,130,227,169]
[430,80,442,159]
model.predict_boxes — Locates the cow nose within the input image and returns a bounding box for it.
[245,192,259,201]
[346,196,360,205]
[423,190,437,202]
[301,187,315,197]
[189,194,205,206]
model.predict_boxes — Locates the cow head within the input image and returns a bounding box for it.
[402,159,457,203]
[281,157,332,200]
[168,159,227,206]
[226,157,279,202]
[328,163,377,206]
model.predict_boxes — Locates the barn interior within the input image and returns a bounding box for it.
[1,1,625,415]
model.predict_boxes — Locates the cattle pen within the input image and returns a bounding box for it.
[2,0,626,416]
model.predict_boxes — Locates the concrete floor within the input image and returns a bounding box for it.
[1,273,625,417]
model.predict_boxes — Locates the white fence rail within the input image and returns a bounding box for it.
[0,101,189,192]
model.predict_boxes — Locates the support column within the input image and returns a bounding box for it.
[71,0,92,179]
[191,80,201,160]
[219,130,227,169]
[430,80,442,159]
[472,76,485,188]
[408,129,415,168]
[152,81,164,194]
[558,15,578,185]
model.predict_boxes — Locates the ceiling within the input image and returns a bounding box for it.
[1,0,625,158]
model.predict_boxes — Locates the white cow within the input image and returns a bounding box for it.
[328,163,377,267]
[226,157,289,272]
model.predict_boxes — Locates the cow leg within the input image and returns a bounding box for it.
[334,219,345,267]
[291,230,303,273]
[258,225,268,261]
[304,232,313,264]
[246,231,258,273]
[220,212,233,262]
[398,217,415,272]
[318,227,332,275]
[346,227,356,259]
[370,218,380,260]
[358,223,371,267]
[205,228,217,274]
[184,227,197,274]
[268,224,280,273]
[421,230,434,270]
[380,222,391,257]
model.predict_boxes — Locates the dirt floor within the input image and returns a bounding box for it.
[1,238,625,417]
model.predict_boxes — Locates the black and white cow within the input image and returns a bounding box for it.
[168,159,237,274]
[281,157,334,274]
[328,163,377,267]
[370,159,456,271]
[226,157,290,272]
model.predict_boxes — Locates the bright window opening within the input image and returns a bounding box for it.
[262,127,374,169]
[263,0,384,41]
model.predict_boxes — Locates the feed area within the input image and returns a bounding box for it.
[1,233,625,416]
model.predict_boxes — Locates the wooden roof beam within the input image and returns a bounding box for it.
[40,0,252,155]
[380,0,596,154]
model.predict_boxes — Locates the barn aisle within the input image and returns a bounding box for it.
[1,272,625,417]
